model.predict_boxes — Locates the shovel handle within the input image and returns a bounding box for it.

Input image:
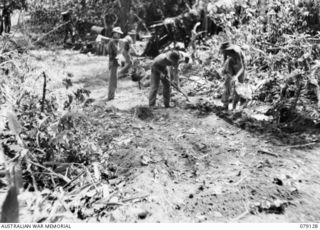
[162,75,190,102]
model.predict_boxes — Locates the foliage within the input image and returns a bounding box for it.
[1,0,320,222]
[180,0,320,134]
[25,0,197,45]
[0,0,28,10]
[0,49,103,192]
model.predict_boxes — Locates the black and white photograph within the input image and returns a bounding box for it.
[0,0,320,225]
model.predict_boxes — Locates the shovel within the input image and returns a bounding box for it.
[162,75,191,102]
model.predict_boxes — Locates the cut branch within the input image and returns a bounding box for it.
[34,22,70,44]
[41,72,47,112]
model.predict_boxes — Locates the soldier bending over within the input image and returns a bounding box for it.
[220,42,246,110]
[149,51,180,108]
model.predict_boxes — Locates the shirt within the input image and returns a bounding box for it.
[108,39,120,65]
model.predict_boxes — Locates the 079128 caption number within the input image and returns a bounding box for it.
[300,224,319,229]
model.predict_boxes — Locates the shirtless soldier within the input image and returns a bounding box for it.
[220,42,246,110]
[149,51,180,108]
[118,35,139,78]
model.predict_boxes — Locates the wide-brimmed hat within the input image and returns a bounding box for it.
[112,27,123,35]
[166,51,180,64]
[220,42,231,50]
[220,42,242,54]
[62,9,72,15]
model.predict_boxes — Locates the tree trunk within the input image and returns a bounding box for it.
[119,0,131,34]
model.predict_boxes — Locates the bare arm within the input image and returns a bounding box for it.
[169,64,179,88]
[129,44,139,56]
[234,53,245,84]
[96,35,111,43]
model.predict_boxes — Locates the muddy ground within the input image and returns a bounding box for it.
[6,49,320,223]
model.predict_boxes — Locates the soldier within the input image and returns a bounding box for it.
[118,35,139,78]
[220,42,246,110]
[0,2,12,35]
[62,9,75,44]
[107,27,123,101]
[149,51,180,108]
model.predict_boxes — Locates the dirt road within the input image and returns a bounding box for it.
[29,50,320,223]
